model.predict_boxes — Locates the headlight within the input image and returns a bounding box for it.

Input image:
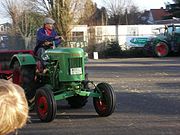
[41,53,50,61]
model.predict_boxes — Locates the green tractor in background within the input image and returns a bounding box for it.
[144,24,180,57]
[10,47,116,122]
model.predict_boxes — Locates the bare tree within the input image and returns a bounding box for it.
[1,0,43,49]
[78,0,96,25]
[103,0,136,24]
[104,0,134,14]
[32,0,87,40]
[1,0,90,47]
[126,5,141,25]
[1,0,24,34]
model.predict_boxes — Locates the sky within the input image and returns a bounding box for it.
[92,0,174,10]
[0,0,174,24]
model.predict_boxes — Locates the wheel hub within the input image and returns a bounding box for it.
[38,96,48,117]
[156,44,167,56]
[96,99,107,112]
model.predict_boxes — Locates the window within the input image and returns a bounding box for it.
[0,26,4,32]
[175,26,180,33]
[72,32,84,41]
[167,26,173,35]
[127,27,139,36]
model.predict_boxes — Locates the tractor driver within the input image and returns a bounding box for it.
[34,17,62,64]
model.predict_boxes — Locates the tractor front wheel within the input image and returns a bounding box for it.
[93,83,116,117]
[154,42,169,57]
[35,86,57,122]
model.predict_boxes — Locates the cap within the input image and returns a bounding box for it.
[44,17,55,24]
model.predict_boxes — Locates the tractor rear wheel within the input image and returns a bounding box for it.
[67,95,88,108]
[35,86,57,122]
[12,61,36,104]
[93,83,116,117]
[154,42,169,57]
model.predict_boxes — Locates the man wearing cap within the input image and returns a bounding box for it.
[34,17,61,60]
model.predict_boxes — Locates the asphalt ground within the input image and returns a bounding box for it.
[20,57,180,135]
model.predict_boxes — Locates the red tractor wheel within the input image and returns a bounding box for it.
[154,42,169,57]
[35,86,57,122]
[93,83,116,117]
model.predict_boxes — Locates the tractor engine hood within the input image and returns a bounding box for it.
[148,34,166,43]
[44,48,84,60]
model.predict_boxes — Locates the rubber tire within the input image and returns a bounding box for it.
[154,42,169,57]
[143,43,153,57]
[12,61,36,100]
[35,86,57,122]
[93,82,116,117]
[67,95,88,108]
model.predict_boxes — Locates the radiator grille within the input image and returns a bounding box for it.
[68,57,82,68]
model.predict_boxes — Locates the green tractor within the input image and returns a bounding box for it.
[144,24,180,57]
[10,47,116,122]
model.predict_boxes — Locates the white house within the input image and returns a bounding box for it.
[88,25,164,50]
[0,23,11,34]
[68,25,88,48]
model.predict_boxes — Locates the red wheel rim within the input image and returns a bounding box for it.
[96,99,107,113]
[37,96,48,118]
[13,68,22,85]
[156,43,167,56]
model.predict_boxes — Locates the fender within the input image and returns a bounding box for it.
[10,53,36,68]
[153,36,169,46]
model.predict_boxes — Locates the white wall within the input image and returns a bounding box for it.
[71,25,88,42]
[91,25,164,49]
[70,24,165,49]
[70,25,88,48]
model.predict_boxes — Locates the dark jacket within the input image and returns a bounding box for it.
[34,27,61,54]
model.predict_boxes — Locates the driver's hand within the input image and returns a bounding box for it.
[55,36,65,41]
[55,36,61,39]
[44,41,52,46]
[60,36,65,41]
